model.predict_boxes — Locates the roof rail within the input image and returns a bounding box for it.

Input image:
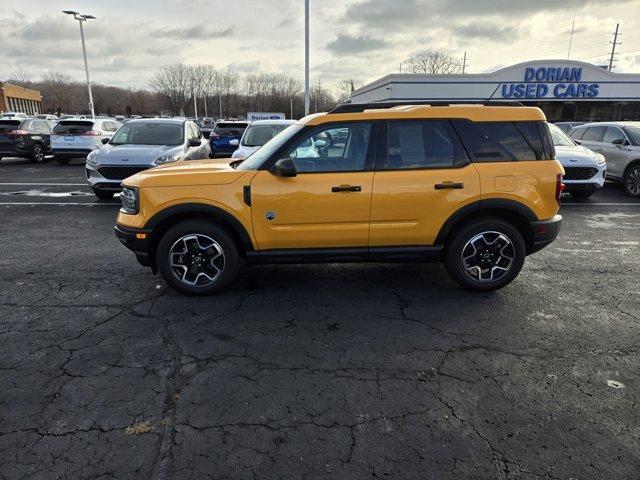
[329,100,524,114]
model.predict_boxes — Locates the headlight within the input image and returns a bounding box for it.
[153,153,181,166]
[86,150,98,165]
[120,186,139,214]
[596,153,606,166]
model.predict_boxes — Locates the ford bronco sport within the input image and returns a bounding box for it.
[115,102,563,295]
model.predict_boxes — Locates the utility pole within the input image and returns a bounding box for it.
[204,96,208,118]
[462,51,468,74]
[193,94,198,119]
[290,98,293,119]
[567,16,576,59]
[218,94,222,119]
[608,23,621,71]
[62,11,96,119]
[304,0,310,116]
[399,62,402,74]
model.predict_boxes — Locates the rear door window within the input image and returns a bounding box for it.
[53,121,94,135]
[0,120,21,133]
[382,120,467,169]
[581,126,605,142]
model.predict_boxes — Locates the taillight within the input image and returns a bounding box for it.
[7,129,28,137]
[83,130,103,136]
[555,173,565,204]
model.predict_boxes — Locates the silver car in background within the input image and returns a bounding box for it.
[51,118,121,165]
[85,118,210,199]
[570,122,640,197]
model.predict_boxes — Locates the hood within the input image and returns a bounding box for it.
[554,144,599,165]
[97,144,182,164]
[124,158,252,187]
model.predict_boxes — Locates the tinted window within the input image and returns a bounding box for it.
[452,120,543,161]
[581,126,605,142]
[242,124,291,147]
[214,123,247,137]
[110,123,184,146]
[285,123,372,173]
[602,127,626,144]
[383,120,465,169]
[0,120,21,132]
[53,121,94,134]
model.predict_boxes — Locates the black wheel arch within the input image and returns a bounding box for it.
[435,199,538,254]
[145,203,254,271]
[623,159,640,178]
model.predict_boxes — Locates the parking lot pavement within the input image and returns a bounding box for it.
[0,159,639,479]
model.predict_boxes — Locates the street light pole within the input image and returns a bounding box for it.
[63,11,96,119]
[304,0,310,116]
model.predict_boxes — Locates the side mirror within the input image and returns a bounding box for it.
[573,139,582,145]
[101,137,109,145]
[188,138,201,147]
[229,139,239,147]
[269,158,297,177]
[314,139,327,148]
[611,138,625,145]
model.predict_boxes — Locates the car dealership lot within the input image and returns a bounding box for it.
[1,158,639,479]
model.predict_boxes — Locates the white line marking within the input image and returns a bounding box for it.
[0,182,87,186]
[0,202,117,206]
[562,203,639,206]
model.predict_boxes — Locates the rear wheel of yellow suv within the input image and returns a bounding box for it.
[443,217,526,292]
[156,220,240,295]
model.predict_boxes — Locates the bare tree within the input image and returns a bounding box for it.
[149,64,192,115]
[404,50,461,74]
[336,79,363,103]
[7,66,33,85]
[40,72,76,114]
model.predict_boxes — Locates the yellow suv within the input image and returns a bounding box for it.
[115,102,564,295]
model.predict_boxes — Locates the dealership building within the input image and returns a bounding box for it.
[0,83,43,116]
[351,60,640,122]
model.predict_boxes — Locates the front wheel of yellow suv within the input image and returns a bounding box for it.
[156,220,240,295]
[444,218,526,292]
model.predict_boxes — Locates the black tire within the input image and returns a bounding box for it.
[92,189,114,200]
[55,156,71,165]
[156,220,240,295]
[623,164,640,198]
[569,189,595,200]
[30,144,46,164]
[443,217,526,292]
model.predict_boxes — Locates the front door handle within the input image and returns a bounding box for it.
[434,182,464,190]
[332,185,362,192]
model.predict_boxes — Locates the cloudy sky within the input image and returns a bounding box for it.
[1,0,639,91]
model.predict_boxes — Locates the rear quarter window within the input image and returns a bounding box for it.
[451,120,546,161]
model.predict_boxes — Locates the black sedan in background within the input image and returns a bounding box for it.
[0,118,52,163]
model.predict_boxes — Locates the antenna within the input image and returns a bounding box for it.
[567,17,576,59]
[608,23,622,71]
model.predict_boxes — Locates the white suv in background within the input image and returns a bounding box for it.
[231,119,296,159]
[51,118,121,165]
[547,123,606,199]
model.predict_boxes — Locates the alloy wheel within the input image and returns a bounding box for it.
[33,145,44,162]
[461,231,515,282]
[168,234,225,287]
[626,168,640,196]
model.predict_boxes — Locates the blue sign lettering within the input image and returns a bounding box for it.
[501,66,597,99]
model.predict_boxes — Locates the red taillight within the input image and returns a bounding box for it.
[555,173,565,204]
[83,130,103,136]
[7,129,28,137]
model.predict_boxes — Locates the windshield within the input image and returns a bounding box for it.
[242,124,291,147]
[624,126,640,145]
[236,124,303,171]
[548,123,576,147]
[110,123,184,146]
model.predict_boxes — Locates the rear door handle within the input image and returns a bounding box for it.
[434,182,464,190]
[332,185,362,192]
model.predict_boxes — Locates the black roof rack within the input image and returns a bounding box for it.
[329,100,524,114]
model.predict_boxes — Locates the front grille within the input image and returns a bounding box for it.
[563,167,598,180]
[97,166,149,180]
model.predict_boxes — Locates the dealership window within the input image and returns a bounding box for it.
[581,126,605,142]
[452,120,544,161]
[284,122,372,173]
[382,120,467,169]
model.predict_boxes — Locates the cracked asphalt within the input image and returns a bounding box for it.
[1,157,639,479]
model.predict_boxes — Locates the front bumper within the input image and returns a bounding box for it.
[115,224,154,269]
[530,214,562,254]
[563,164,606,189]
